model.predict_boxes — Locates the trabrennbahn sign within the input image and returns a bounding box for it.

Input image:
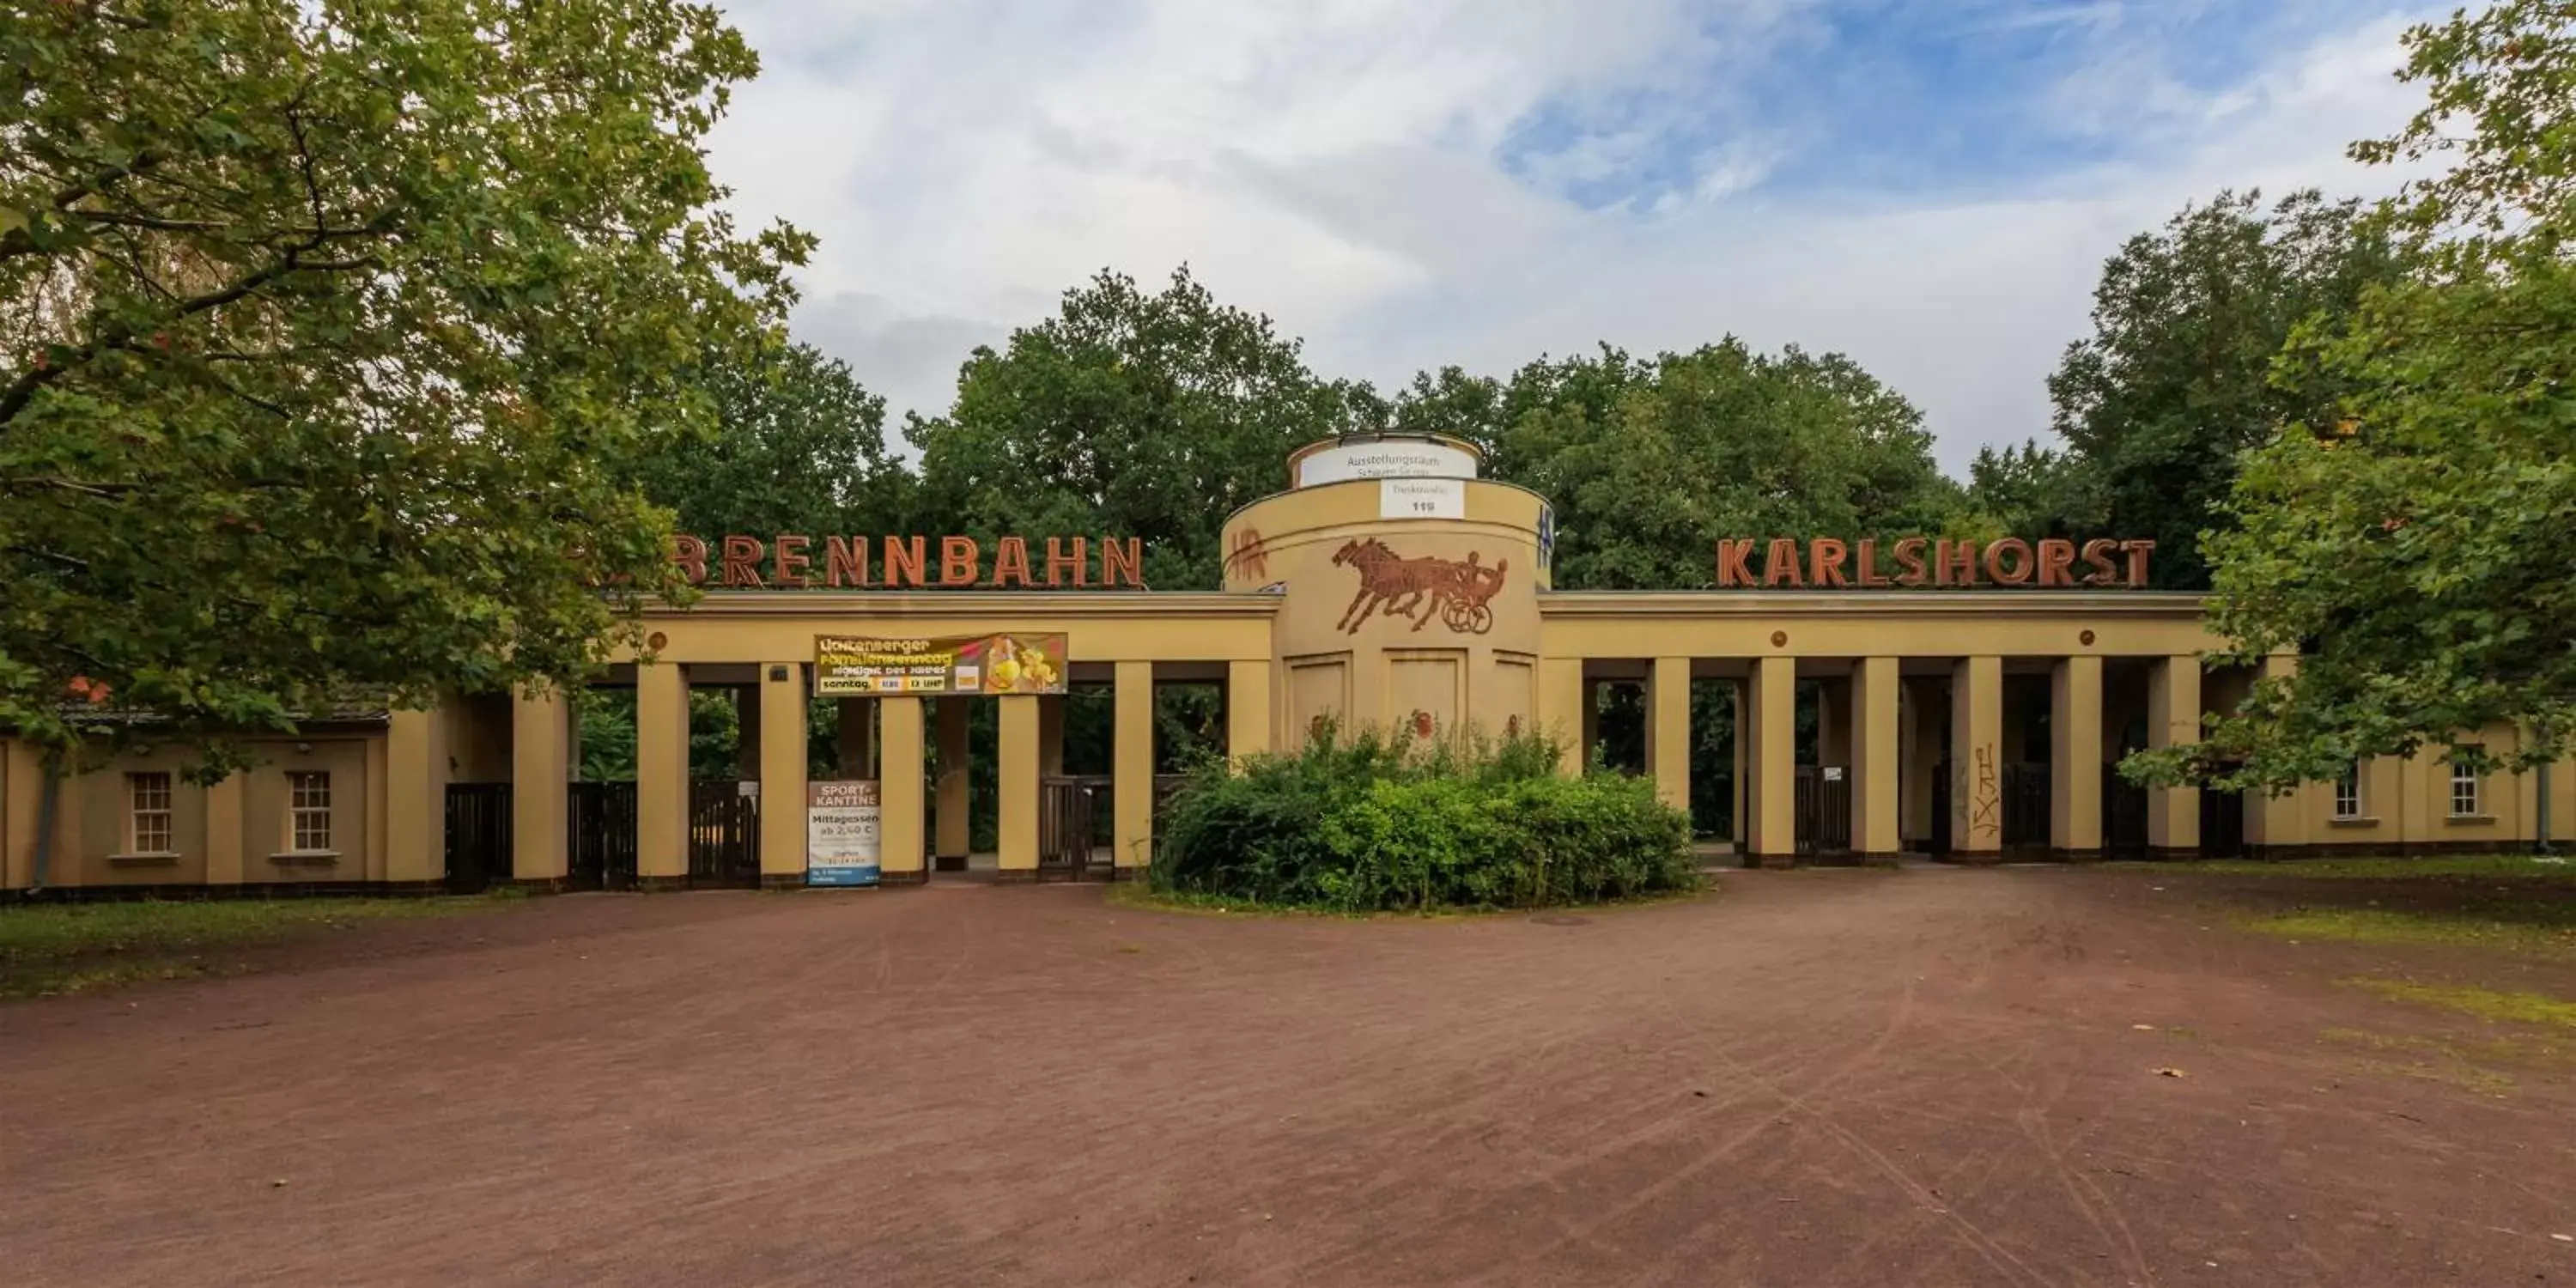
[674,535,1145,588]
[1716,538,2157,588]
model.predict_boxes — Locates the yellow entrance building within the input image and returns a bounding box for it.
[6,437,2568,894]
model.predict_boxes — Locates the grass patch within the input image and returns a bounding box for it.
[0,894,526,999]
[2344,977,2576,1030]
[2117,854,2576,881]
[2237,905,2576,954]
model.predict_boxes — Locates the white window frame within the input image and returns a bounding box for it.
[2448,758,2482,818]
[128,771,174,854]
[2332,764,2362,820]
[288,771,333,853]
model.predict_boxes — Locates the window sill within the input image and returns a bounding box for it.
[2325,817,2379,829]
[2445,814,2497,825]
[268,851,342,867]
[108,852,183,867]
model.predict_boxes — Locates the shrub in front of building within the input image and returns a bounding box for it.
[1151,727,1698,911]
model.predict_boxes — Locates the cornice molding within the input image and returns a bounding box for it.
[1536,590,2211,619]
[645,591,1285,620]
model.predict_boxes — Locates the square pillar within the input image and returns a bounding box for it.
[635,662,691,881]
[758,664,809,882]
[1227,659,1272,764]
[1851,658,1900,860]
[1746,656,1796,864]
[1114,661,1155,874]
[2247,653,2302,854]
[384,708,448,884]
[1647,656,1691,815]
[511,684,571,882]
[1950,656,2004,859]
[2050,655,2105,858]
[934,697,969,867]
[835,699,874,779]
[998,693,1039,877]
[1897,679,1932,843]
[2147,654,2202,854]
[1540,658,1584,775]
[878,696,927,881]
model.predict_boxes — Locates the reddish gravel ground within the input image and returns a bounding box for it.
[4,866,2574,1287]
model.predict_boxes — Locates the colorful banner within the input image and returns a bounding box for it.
[807,780,881,887]
[813,633,1069,697]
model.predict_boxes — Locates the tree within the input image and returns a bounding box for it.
[2044,190,2404,587]
[621,341,909,538]
[2152,0,2576,790]
[906,266,1364,588]
[1,0,807,767]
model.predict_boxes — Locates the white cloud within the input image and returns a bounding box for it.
[706,0,2438,472]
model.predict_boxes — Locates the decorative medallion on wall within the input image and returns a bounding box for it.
[647,630,669,651]
[2080,629,2097,646]
[1328,538,1507,635]
[1412,709,1435,739]
[1770,630,1788,647]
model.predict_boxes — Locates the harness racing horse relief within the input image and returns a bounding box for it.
[1330,538,1507,635]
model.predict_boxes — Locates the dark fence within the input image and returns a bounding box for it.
[2001,762,2050,850]
[1795,765,1852,856]
[568,781,638,890]
[2102,769,2151,858]
[2201,788,2247,860]
[444,782,513,891]
[687,780,761,887]
[1040,775,1110,880]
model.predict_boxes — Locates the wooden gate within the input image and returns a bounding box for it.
[2102,767,2150,858]
[568,781,639,890]
[1795,765,1852,857]
[688,781,762,888]
[444,782,514,891]
[1039,775,1109,880]
[2000,762,2050,851]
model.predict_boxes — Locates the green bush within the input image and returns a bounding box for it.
[1151,725,1698,911]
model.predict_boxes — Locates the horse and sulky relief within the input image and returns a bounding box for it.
[1330,538,1508,635]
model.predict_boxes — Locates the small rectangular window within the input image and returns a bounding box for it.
[129,772,173,854]
[2449,759,2481,817]
[2332,765,2361,820]
[289,771,332,852]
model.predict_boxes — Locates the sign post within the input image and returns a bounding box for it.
[807,781,882,887]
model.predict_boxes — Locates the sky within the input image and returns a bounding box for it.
[702,0,2441,475]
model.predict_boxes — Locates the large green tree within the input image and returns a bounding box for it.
[2158,0,2576,790]
[907,266,1370,587]
[2038,189,2404,587]
[621,341,909,539]
[1,0,805,766]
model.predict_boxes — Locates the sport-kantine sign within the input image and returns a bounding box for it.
[674,535,1145,589]
[1716,538,2157,589]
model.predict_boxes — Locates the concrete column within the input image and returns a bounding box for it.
[384,708,448,884]
[878,696,927,882]
[1897,678,1932,843]
[1227,659,1273,763]
[1746,656,1796,864]
[204,771,245,885]
[1039,694,1066,777]
[998,694,1039,877]
[1114,661,1155,874]
[2147,654,2202,854]
[1540,658,1584,775]
[2050,655,2105,858]
[758,664,809,882]
[635,663,690,881]
[835,698,874,779]
[1950,656,2004,859]
[2248,653,2301,855]
[732,685,761,781]
[934,697,969,867]
[1647,656,1691,815]
[511,684,571,882]
[1851,658,1901,860]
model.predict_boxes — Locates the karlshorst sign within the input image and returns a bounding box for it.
[1716,538,2157,588]
[674,534,1145,588]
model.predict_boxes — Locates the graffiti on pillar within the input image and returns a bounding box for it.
[1411,709,1436,739]
[1965,744,2002,841]
[1329,538,1505,635]
[1224,527,1271,581]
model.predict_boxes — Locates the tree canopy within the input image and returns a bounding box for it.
[2154,0,2576,788]
[1,0,805,765]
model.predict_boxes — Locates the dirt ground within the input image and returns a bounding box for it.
[4,866,2573,1287]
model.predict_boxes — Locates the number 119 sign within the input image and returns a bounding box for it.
[1380,477,1464,519]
